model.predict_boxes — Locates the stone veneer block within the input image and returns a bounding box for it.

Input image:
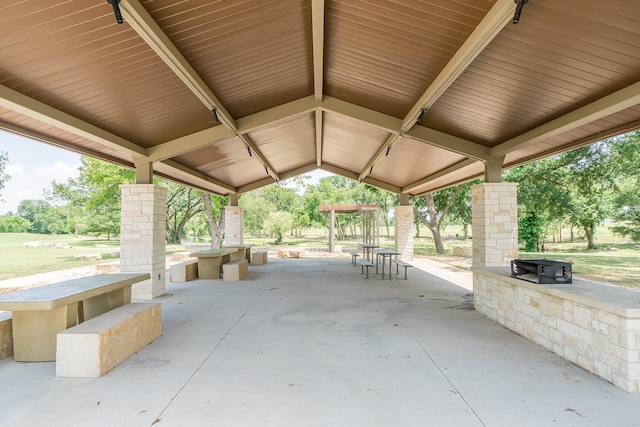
[474,267,640,394]
[224,206,244,246]
[252,250,268,265]
[56,303,162,378]
[170,261,198,282]
[120,185,167,299]
[394,205,414,260]
[471,183,518,267]
[0,312,12,359]
[223,259,248,281]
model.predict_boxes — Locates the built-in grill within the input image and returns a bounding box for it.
[510,259,572,284]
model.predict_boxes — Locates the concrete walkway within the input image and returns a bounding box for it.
[1,257,639,426]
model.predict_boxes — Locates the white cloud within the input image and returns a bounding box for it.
[0,161,79,214]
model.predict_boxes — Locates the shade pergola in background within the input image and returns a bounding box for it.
[319,204,380,252]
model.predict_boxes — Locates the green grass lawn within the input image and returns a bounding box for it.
[2,230,639,289]
[0,233,186,281]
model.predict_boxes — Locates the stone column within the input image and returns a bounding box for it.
[471,182,518,267]
[224,206,244,245]
[120,184,167,299]
[329,209,335,252]
[394,205,414,260]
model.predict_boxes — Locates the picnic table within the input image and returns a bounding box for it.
[0,273,150,362]
[190,248,237,279]
[372,248,401,279]
[358,242,379,262]
[222,243,254,263]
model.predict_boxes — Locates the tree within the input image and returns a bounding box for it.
[17,199,54,234]
[609,132,640,242]
[52,157,135,238]
[164,182,204,244]
[201,192,226,248]
[263,211,293,244]
[0,215,31,233]
[411,183,472,254]
[0,151,9,203]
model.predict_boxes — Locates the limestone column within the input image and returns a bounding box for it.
[471,182,518,267]
[224,207,244,245]
[120,184,167,299]
[395,194,414,260]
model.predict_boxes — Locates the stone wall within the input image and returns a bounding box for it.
[120,185,167,299]
[474,267,640,394]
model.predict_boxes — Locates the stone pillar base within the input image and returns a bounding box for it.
[395,205,414,260]
[471,183,518,268]
[120,185,167,299]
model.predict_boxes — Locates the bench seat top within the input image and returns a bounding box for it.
[0,273,150,311]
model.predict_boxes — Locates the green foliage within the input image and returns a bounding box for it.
[0,150,9,202]
[0,215,31,232]
[263,210,293,244]
[519,211,545,251]
[164,182,204,243]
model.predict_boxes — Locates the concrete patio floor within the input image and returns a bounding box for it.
[1,257,640,427]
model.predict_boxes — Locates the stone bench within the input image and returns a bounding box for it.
[56,303,162,378]
[223,259,249,282]
[252,250,268,265]
[170,260,198,282]
[0,312,12,360]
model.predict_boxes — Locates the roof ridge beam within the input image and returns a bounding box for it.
[491,80,640,157]
[312,0,325,102]
[0,84,146,158]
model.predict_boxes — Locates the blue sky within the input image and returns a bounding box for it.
[0,131,81,214]
[0,130,332,215]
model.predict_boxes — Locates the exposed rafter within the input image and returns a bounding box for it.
[404,126,491,161]
[403,159,477,194]
[491,80,640,157]
[357,0,516,182]
[237,163,319,195]
[144,125,233,163]
[119,0,278,181]
[0,84,146,158]
[235,96,316,135]
[160,160,236,194]
[320,164,402,194]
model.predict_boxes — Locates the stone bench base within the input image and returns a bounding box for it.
[170,260,198,282]
[223,259,248,282]
[56,303,162,378]
[0,312,12,360]
[252,250,268,265]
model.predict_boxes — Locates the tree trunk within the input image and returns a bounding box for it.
[412,195,446,254]
[583,221,596,249]
[201,194,225,249]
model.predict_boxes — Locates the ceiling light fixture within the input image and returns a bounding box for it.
[512,0,529,24]
[107,0,123,24]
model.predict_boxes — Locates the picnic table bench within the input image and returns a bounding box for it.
[190,248,237,279]
[0,273,149,362]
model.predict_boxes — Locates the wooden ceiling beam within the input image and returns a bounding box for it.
[403,159,478,194]
[0,84,146,158]
[491,80,640,157]
[120,0,278,180]
[145,125,233,163]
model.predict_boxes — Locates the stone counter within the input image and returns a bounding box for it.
[473,266,640,393]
